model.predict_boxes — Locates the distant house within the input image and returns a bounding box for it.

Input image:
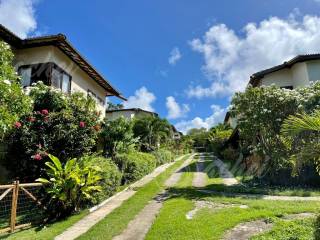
[105,108,158,121]
[0,24,125,117]
[171,125,183,140]
[225,54,320,144]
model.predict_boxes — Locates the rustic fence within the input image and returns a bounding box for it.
[0,181,45,233]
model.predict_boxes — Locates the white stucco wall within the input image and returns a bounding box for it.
[291,62,309,88]
[307,60,320,83]
[260,68,293,87]
[105,111,135,121]
[13,46,108,116]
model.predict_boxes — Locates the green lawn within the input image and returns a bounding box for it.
[145,155,320,240]
[0,210,88,240]
[77,154,191,240]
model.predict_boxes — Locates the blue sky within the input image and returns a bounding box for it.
[2,0,320,133]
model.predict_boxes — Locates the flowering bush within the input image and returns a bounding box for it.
[6,83,100,181]
[231,82,320,177]
[0,41,31,139]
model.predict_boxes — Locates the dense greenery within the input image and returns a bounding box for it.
[152,149,175,165]
[6,83,100,181]
[231,83,320,181]
[100,117,137,158]
[0,41,31,139]
[81,155,122,203]
[281,110,320,175]
[115,151,157,184]
[37,155,102,220]
[132,115,172,152]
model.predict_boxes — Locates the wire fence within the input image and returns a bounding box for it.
[0,181,45,234]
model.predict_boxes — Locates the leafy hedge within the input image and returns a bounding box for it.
[81,155,122,203]
[5,83,100,181]
[152,149,175,165]
[115,151,157,184]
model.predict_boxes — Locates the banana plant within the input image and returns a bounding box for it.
[37,154,102,219]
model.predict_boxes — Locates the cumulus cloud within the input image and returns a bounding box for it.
[166,96,190,119]
[188,13,320,98]
[168,47,182,65]
[123,87,156,112]
[175,104,227,134]
[0,0,38,38]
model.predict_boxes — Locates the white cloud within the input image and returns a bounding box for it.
[123,87,156,112]
[0,0,38,38]
[168,47,182,65]
[166,96,189,119]
[188,13,320,98]
[175,104,227,134]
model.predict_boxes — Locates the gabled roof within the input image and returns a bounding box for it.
[249,54,320,86]
[0,24,125,100]
[105,108,158,117]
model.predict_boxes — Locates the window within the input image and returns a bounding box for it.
[280,85,293,90]
[19,67,32,87]
[51,68,61,89]
[51,68,71,93]
[18,63,71,93]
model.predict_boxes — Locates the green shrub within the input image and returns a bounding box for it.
[0,41,31,139]
[81,155,122,203]
[221,147,239,162]
[152,149,175,165]
[6,83,100,181]
[115,151,156,184]
[37,154,102,220]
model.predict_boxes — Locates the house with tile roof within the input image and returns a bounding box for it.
[0,24,125,117]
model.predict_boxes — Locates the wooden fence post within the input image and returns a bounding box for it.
[10,180,19,233]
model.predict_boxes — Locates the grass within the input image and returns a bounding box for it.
[145,155,320,240]
[0,210,88,240]
[77,154,191,240]
[252,218,316,240]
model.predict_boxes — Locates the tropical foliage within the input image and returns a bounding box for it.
[132,115,172,152]
[281,110,320,175]
[231,83,320,180]
[37,154,102,219]
[0,41,31,139]
[6,82,100,181]
[100,117,137,158]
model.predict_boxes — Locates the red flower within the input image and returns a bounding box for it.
[79,121,86,128]
[41,109,49,115]
[14,122,22,128]
[28,117,36,122]
[32,154,42,161]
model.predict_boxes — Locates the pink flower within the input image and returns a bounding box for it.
[28,117,36,122]
[32,154,42,161]
[41,109,49,115]
[14,122,22,128]
[79,121,86,128]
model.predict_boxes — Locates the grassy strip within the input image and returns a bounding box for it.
[0,210,88,240]
[145,189,320,240]
[252,218,316,240]
[77,154,190,240]
[175,157,197,188]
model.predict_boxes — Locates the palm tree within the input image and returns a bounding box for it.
[281,110,320,174]
[281,110,320,135]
